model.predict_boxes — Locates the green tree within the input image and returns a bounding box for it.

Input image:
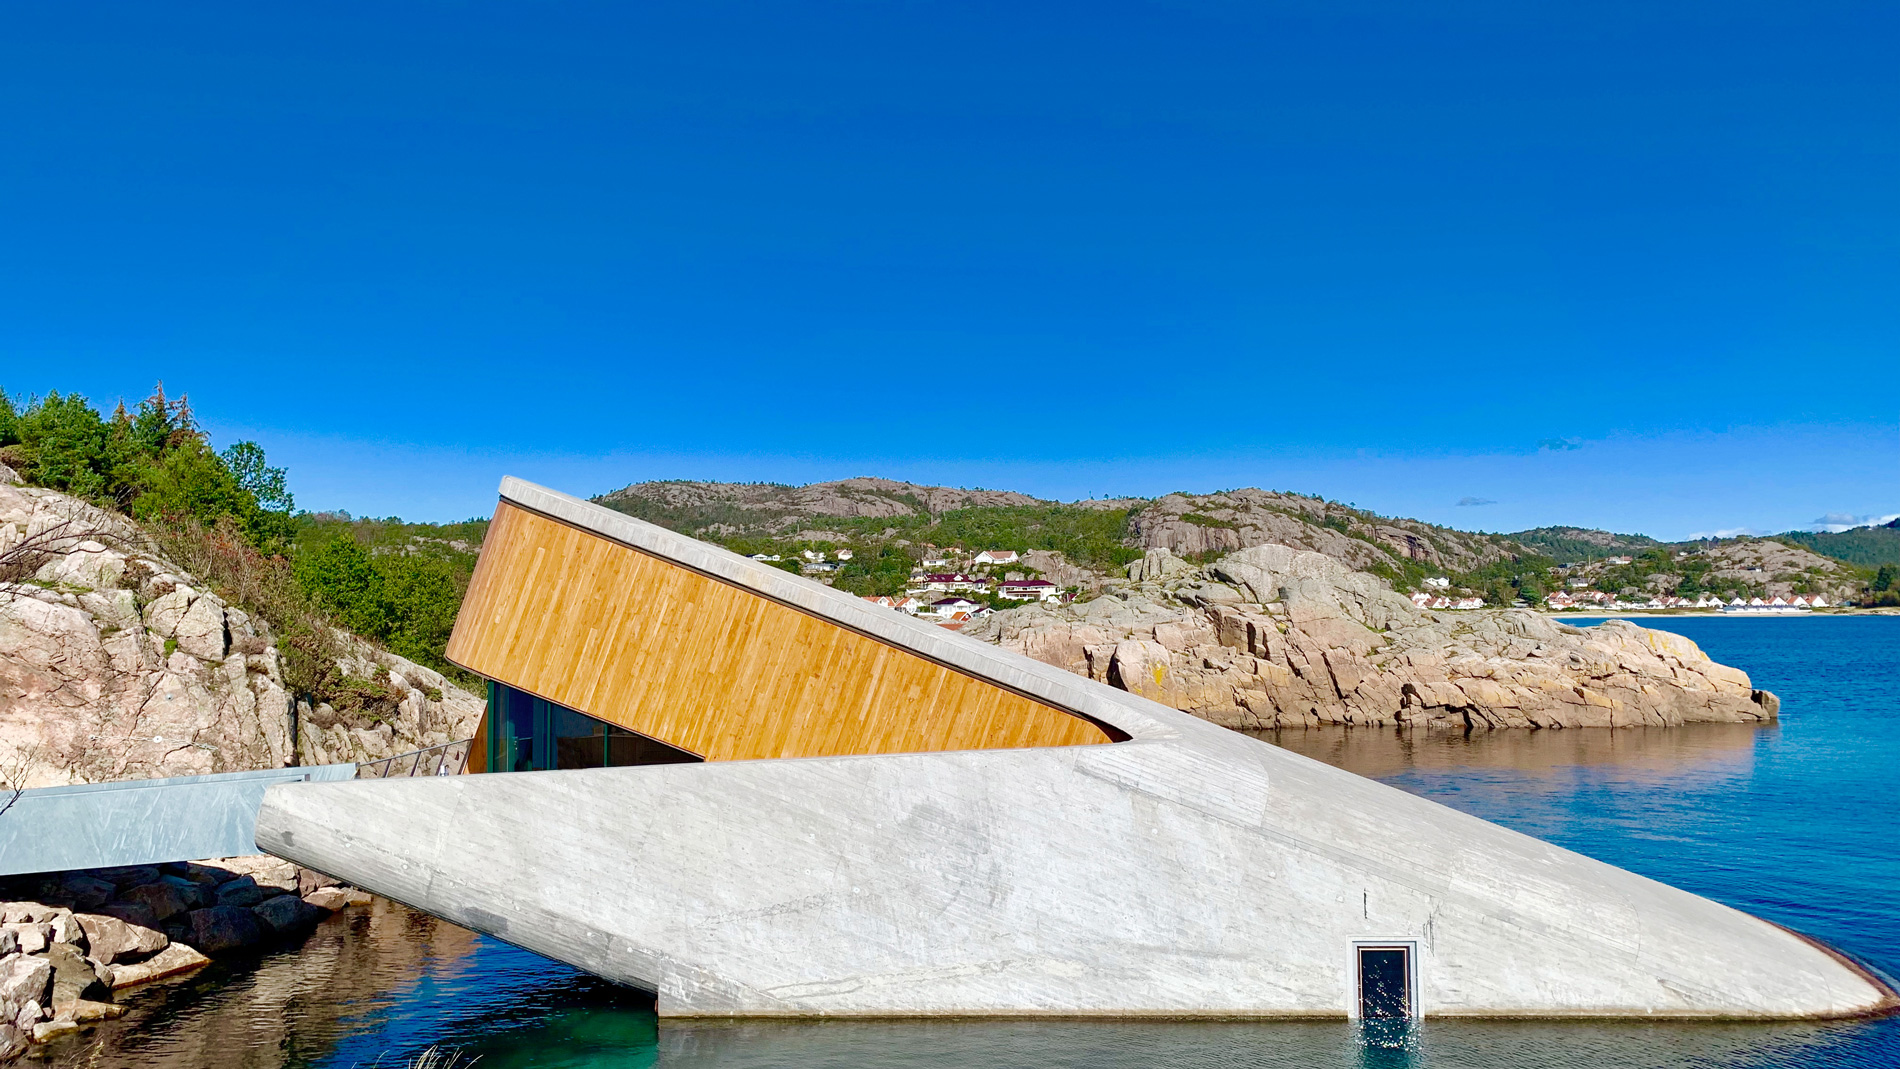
[294,536,386,637]
[13,392,111,497]
[1875,565,1897,593]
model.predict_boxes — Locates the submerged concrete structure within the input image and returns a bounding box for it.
[256,478,1895,1020]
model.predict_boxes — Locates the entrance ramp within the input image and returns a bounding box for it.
[0,764,355,876]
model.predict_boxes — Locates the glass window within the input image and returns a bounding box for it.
[488,683,701,771]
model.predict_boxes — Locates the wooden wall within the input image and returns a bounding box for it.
[446,502,1112,761]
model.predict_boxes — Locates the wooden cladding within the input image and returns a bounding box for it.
[445,502,1112,761]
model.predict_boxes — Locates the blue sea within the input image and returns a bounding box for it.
[48,616,1900,1068]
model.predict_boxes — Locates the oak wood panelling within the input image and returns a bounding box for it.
[446,503,1111,761]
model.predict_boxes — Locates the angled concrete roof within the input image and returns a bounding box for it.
[256,477,1898,1020]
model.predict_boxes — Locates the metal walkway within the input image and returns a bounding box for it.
[0,739,471,877]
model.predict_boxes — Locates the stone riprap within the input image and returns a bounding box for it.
[0,854,372,1060]
[0,481,483,788]
[965,545,1778,730]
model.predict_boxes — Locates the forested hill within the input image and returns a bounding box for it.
[1777,519,1900,568]
[1504,526,1662,562]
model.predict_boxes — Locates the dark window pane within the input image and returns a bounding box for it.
[606,725,701,766]
[557,733,606,769]
[1359,948,1410,1019]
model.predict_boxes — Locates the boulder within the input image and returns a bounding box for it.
[297,868,344,896]
[0,1023,21,1061]
[0,930,13,957]
[45,942,110,1007]
[106,943,210,989]
[119,881,191,921]
[89,866,161,892]
[157,873,210,910]
[214,876,278,908]
[251,894,324,936]
[73,914,167,966]
[49,914,86,948]
[211,856,301,893]
[32,1019,79,1043]
[95,901,159,930]
[11,1001,42,1030]
[0,955,51,1017]
[182,906,267,954]
[301,887,352,912]
[2,924,48,955]
[0,903,60,925]
[53,999,122,1024]
[44,876,114,911]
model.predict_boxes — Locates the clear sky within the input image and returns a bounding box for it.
[3,1,1895,540]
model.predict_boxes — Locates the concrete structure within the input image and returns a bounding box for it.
[255,478,1895,1020]
[0,764,354,876]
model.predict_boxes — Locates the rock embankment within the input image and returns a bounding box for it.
[0,855,371,1059]
[966,545,1779,730]
[0,480,483,787]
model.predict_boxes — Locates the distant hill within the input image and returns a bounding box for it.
[593,479,1546,596]
[1505,526,1661,564]
[1777,519,1900,568]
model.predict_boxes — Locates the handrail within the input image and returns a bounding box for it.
[356,738,473,779]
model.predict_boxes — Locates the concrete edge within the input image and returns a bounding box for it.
[497,476,1197,744]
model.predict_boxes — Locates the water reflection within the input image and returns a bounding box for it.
[1256,722,1768,786]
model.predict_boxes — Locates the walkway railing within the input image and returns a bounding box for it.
[356,738,473,779]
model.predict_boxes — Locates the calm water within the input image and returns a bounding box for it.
[42,616,1900,1068]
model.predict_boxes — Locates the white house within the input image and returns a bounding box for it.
[999,579,1059,602]
[972,550,1020,567]
[925,597,981,618]
[916,573,985,593]
[802,549,825,562]
[747,553,782,562]
[1423,576,1451,590]
[835,549,854,561]
[1450,597,1485,610]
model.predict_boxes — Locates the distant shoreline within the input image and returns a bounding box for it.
[1552,609,1900,620]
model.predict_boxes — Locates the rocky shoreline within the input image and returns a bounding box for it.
[968,546,1780,730]
[0,855,369,1060]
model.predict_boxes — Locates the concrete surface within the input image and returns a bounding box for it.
[253,479,1893,1019]
[2,764,355,876]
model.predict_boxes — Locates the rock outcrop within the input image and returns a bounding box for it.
[966,546,1778,730]
[1129,490,1525,574]
[0,854,373,1057]
[0,482,483,787]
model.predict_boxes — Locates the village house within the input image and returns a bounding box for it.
[913,573,986,594]
[924,596,982,619]
[1422,576,1451,590]
[999,579,1060,602]
[835,549,854,560]
[972,550,1019,567]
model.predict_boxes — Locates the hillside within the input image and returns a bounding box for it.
[1506,526,1662,563]
[594,479,1548,597]
[1778,520,1900,568]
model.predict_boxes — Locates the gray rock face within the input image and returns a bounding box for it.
[0,482,485,788]
[182,906,267,954]
[73,914,167,966]
[45,942,109,1008]
[966,544,1778,731]
[213,876,275,908]
[250,894,323,935]
[0,955,51,1017]
[118,882,190,922]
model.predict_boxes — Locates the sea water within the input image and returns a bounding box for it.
[47,616,1900,1068]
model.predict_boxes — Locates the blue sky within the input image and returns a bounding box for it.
[3,1,1895,540]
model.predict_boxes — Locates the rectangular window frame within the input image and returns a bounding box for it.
[1350,939,1419,1020]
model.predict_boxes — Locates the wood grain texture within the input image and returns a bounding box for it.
[446,503,1111,760]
